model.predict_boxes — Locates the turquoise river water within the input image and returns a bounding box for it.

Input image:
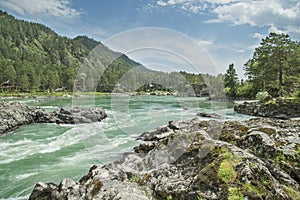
[0,95,250,199]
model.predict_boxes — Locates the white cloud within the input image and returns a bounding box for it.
[235,49,246,53]
[268,25,285,34]
[196,39,214,47]
[157,1,168,6]
[154,0,300,35]
[167,0,177,5]
[210,0,299,26]
[210,0,300,36]
[0,0,81,18]
[207,0,240,4]
[251,33,264,39]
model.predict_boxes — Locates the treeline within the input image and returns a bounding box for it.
[0,10,142,93]
[0,10,219,96]
[0,10,90,91]
[224,32,300,99]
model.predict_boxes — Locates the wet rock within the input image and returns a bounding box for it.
[52,107,107,124]
[196,112,223,119]
[29,182,64,200]
[134,142,155,154]
[30,117,300,200]
[0,101,107,134]
[0,101,50,134]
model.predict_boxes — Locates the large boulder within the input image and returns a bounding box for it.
[30,117,300,200]
[52,107,107,124]
[0,101,107,135]
[0,101,54,134]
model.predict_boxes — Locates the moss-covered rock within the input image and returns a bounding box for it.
[30,117,300,200]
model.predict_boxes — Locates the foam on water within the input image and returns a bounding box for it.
[0,96,252,199]
[15,173,38,180]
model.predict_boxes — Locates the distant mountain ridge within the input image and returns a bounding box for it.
[0,10,142,92]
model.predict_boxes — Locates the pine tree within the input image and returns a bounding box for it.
[224,63,238,99]
[244,32,298,97]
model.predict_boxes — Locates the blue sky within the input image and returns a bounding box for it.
[0,0,299,78]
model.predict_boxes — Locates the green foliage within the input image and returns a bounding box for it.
[242,182,263,197]
[255,91,270,102]
[217,148,240,184]
[129,175,141,183]
[0,9,224,96]
[237,82,255,99]
[0,10,88,92]
[282,185,300,200]
[244,32,300,97]
[218,160,237,183]
[297,147,300,155]
[228,187,243,200]
[0,10,146,93]
[292,87,300,99]
[73,35,99,50]
[224,63,239,99]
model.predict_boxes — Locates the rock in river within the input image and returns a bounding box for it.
[0,101,107,134]
[52,106,107,124]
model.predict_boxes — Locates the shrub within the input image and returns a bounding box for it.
[255,91,270,102]
[292,89,300,99]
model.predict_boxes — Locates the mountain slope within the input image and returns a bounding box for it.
[0,10,142,92]
[0,10,212,95]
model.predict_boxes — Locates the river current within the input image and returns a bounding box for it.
[0,95,250,199]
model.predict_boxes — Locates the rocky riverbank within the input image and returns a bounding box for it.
[234,98,300,119]
[30,117,300,200]
[0,101,107,134]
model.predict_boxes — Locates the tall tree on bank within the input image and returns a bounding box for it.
[224,63,239,99]
[244,32,298,97]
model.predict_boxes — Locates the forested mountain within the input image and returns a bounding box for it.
[0,10,144,92]
[0,10,220,96]
[0,10,86,91]
[73,36,100,51]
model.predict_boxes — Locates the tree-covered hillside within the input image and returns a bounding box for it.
[0,10,221,96]
[0,10,88,91]
[0,10,143,93]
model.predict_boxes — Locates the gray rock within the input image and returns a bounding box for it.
[0,101,107,135]
[30,117,300,199]
[234,98,300,119]
[52,107,107,124]
[196,112,223,119]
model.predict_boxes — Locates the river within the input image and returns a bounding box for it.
[0,95,250,199]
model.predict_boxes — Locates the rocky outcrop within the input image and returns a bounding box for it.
[0,101,107,134]
[52,107,107,124]
[30,117,300,200]
[234,98,300,119]
[0,101,53,134]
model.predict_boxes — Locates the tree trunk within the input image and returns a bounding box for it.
[279,64,283,96]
